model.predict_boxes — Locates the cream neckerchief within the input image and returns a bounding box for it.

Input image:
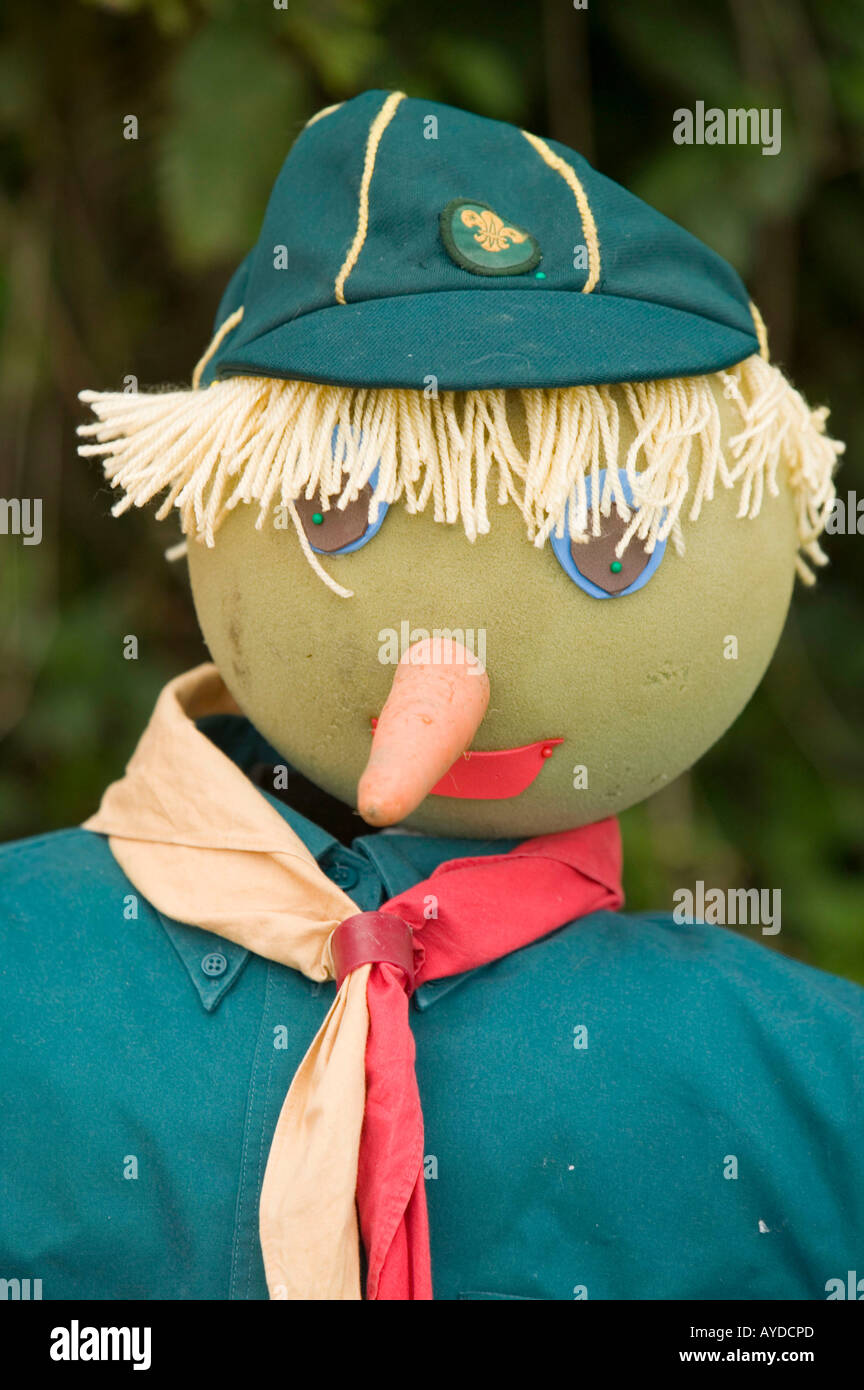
[84,663,371,1299]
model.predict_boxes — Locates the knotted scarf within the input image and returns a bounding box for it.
[84,665,623,1299]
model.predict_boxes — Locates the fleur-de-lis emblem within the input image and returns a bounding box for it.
[459,207,529,254]
[440,198,541,277]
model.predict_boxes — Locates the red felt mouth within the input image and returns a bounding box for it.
[369,719,562,800]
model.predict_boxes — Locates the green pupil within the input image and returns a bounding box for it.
[610,560,623,573]
[312,512,324,525]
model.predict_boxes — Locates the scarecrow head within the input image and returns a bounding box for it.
[80,91,842,838]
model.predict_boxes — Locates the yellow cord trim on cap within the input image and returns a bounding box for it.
[750,300,770,360]
[78,354,842,597]
[192,307,245,390]
[304,103,343,129]
[334,91,406,306]
[521,129,601,293]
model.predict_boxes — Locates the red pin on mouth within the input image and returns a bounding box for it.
[357,637,561,826]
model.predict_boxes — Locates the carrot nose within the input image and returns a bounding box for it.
[357,637,490,826]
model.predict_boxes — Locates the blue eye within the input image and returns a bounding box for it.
[301,459,388,556]
[550,467,667,598]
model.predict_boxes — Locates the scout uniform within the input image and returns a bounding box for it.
[1,92,859,1301]
[2,693,863,1300]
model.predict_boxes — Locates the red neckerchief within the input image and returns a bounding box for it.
[352,817,623,1298]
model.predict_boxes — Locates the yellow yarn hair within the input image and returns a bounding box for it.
[78,354,842,599]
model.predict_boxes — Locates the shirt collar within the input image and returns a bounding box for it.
[159,713,517,1011]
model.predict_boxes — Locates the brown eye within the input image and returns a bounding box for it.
[294,484,377,554]
[569,509,653,594]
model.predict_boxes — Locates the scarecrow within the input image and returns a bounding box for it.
[2,92,861,1302]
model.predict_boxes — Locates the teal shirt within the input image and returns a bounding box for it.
[1,715,862,1301]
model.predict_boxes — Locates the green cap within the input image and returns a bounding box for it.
[199,90,761,392]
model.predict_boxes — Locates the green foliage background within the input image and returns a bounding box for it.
[1,0,862,979]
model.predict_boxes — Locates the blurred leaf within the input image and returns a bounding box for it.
[606,0,741,103]
[159,19,308,267]
[427,35,525,120]
[82,0,193,35]
[283,0,384,92]
[0,41,42,127]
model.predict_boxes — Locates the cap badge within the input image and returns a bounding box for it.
[440,198,541,276]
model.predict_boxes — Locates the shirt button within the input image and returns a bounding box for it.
[201,951,228,977]
[330,862,359,890]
